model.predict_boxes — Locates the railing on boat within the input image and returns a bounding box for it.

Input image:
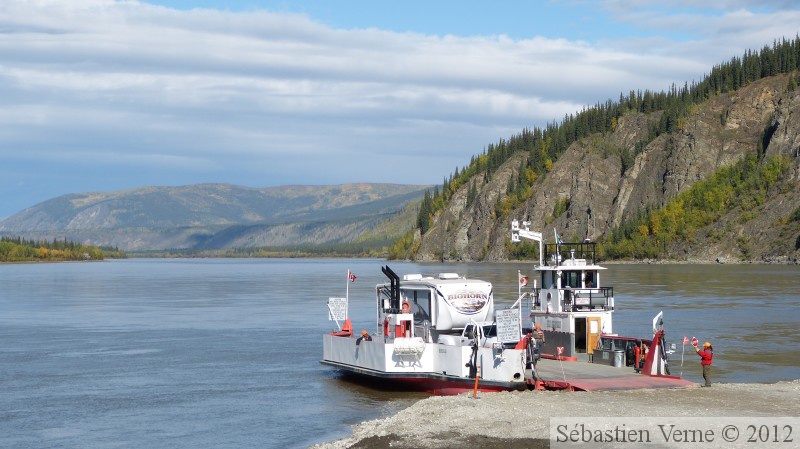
[531,287,614,312]
[544,241,599,266]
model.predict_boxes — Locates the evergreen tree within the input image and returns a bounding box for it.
[417,191,433,234]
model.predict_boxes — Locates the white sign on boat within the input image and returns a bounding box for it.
[496,308,521,343]
[327,297,347,321]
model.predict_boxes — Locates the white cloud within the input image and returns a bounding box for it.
[0,0,798,216]
[598,1,800,59]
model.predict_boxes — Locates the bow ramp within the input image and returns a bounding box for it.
[533,358,695,391]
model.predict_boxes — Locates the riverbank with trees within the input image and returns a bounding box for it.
[0,237,124,262]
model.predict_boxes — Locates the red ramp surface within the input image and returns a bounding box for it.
[534,358,696,391]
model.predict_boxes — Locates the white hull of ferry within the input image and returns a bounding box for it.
[322,334,528,394]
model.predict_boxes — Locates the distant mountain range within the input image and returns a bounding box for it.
[0,183,430,252]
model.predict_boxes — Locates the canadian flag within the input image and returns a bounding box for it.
[691,337,698,347]
[519,274,529,287]
[348,271,357,282]
[683,336,689,346]
[554,228,564,245]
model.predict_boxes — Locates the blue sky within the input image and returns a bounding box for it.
[148,1,625,40]
[0,0,799,218]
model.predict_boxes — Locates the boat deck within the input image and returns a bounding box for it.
[532,358,696,391]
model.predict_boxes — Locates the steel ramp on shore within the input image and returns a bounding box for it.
[533,358,696,391]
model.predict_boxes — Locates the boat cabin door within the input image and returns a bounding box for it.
[587,317,601,355]
[575,317,602,354]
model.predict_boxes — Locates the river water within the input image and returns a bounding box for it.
[1,259,798,448]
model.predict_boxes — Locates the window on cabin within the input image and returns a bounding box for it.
[584,271,595,288]
[561,271,581,288]
[464,324,476,339]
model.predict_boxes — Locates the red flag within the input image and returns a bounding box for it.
[519,275,529,287]
[348,271,357,282]
[691,337,698,347]
[683,336,689,346]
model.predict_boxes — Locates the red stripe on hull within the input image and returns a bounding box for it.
[323,361,526,395]
[388,376,522,395]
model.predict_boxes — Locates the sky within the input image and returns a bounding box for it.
[1,1,799,218]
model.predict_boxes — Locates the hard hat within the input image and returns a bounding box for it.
[535,323,541,329]
[361,330,368,335]
[703,342,711,347]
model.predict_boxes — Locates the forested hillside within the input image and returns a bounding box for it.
[395,37,800,263]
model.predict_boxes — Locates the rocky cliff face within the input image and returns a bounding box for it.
[415,75,800,263]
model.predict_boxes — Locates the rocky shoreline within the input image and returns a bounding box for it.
[312,380,800,449]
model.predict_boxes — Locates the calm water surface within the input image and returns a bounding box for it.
[1,259,798,448]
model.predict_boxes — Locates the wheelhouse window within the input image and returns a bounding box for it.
[561,271,581,288]
[584,271,596,288]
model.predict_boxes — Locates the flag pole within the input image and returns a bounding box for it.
[518,270,522,334]
[346,270,350,319]
[680,341,685,377]
[558,347,567,385]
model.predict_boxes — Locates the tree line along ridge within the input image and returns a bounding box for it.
[401,36,800,260]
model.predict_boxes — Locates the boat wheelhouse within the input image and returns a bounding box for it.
[512,220,615,360]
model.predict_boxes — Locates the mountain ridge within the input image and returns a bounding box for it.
[406,73,800,264]
[0,183,430,252]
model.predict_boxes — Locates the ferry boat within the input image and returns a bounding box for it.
[321,266,535,394]
[321,222,685,394]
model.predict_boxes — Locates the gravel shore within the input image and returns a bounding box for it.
[312,380,800,449]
